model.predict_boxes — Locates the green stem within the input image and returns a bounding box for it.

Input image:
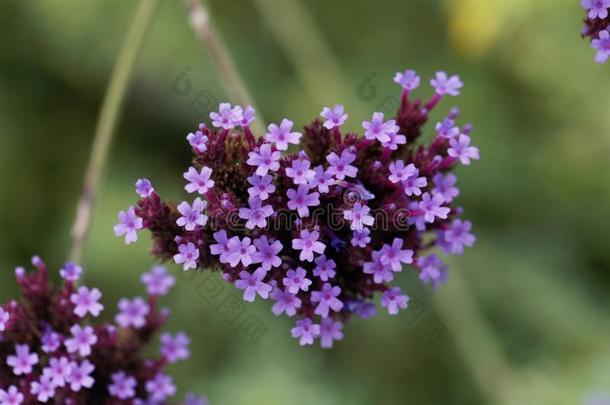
[68,0,160,264]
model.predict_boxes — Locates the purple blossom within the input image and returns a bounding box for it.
[209,102,240,129]
[311,283,343,318]
[210,230,231,262]
[362,112,392,143]
[436,118,460,139]
[247,144,281,175]
[582,0,610,19]
[282,267,312,294]
[286,157,316,185]
[448,134,480,165]
[320,104,348,129]
[343,202,374,231]
[379,239,413,272]
[141,265,175,296]
[291,319,320,346]
[30,375,55,402]
[237,105,256,127]
[186,131,208,153]
[226,236,256,267]
[239,197,274,229]
[68,360,95,392]
[393,69,420,91]
[247,174,276,200]
[41,329,61,353]
[419,192,451,223]
[292,229,325,262]
[433,173,459,203]
[252,236,283,271]
[65,325,97,357]
[0,308,9,332]
[271,288,302,316]
[265,119,302,150]
[113,206,143,245]
[183,166,215,194]
[160,332,191,363]
[59,261,82,282]
[592,30,610,63]
[7,344,39,376]
[42,356,71,388]
[381,130,406,150]
[184,393,210,405]
[116,297,150,329]
[174,242,200,271]
[326,149,357,180]
[176,197,208,231]
[310,166,334,193]
[363,252,394,284]
[381,287,409,315]
[109,371,137,400]
[388,160,417,184]
[439,219,476,255]
[135,178,155,198]
[0,386,23,405]
[235,268,272,302]
[430,72,463,96]
[351,228,371,247]
[401,169,427,196]
[287,185,320,217]
[319,318,343,349]
[417,254,448,288]
[70,286,104,318]
[145,373,176,402]
[313,255,336,281]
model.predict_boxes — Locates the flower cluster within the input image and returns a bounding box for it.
[115,69,479,348]
[581,0,610,63]
[0,258,208,404]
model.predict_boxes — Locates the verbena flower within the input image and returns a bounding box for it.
[117,69,479,348]
[0,257,207,404]
[581,0,610,62]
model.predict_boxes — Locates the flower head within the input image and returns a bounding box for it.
[65,325,97,356]
[265,119,302,150]
[592,30,610,63]
[177,197,208,231]
[184,166,215,194]
[291,318,320,346]
[0,386,23,405]
[116,297,150,329]
[287,185,320,218]
[381,287,409,315]
[247,143,281,175]
[145,373,176,402]
[326,149,357,180]
[209,102,240,129]
[161,332,191,363]
[70,286,104,318]
[292,230,325,262]
[582,0,610,19]
[319,318,343,348]
[60,261,82,281]
[174,242,200,270]
[113,206,143,244]
[7,344,39,375]
[320,104,348,129]
[235,268,273,302]
[141,265,175,296]
[394,69,420,91]
[109,371,137,400]
[448,134,480,165]
[135,178,155,197]
[430,72,463,96]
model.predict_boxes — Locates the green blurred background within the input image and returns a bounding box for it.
[1,0,609,404]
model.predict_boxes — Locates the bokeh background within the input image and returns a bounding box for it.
[1,0,609,404]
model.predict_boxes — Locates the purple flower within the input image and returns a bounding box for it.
[313,255,336,281]
[381,130,406,150]
[109,371,137,400]
[176,197,208,231]
[7,344,39,376]
[419,192,451,223]
[265,119,302,150]
[282,267,312,294]
[287,185,320,218]
[252,236,283,271]
[174,242,200,271]
[292,229,325,262]
[183,166,215,194]
[379,238,413,271]
[42,356,71,387]
[70,286,104,318]
[247,144,281,175]
[184,393,210,405]
[113,206,143,245]
[319,318,343,349]
[186,131,208,153]
[291,319,320,346]
[247,174,276,200]
[433,173,459,203]
[65,325,97,357]
[311,283,343,318]
[362,112,392,143]
[393,69,420,91]
[160,332,191,363]
[582,0,610,19]
[326,149,357,180]
[226,236,256,267]
[310,166,334,193]
[145,373,176,402]
[448,134,479,165]
[430,72,463,96]
[436,118,460,139]
[439,219,476,255]
[141,265,175,296]
[0,386,23,405]
[401,169,427,196]
[59,261,82,282]
[417,254,448,288]
[239,197,273,229]
[343,202,374,231]
[351,228,371,247]
[286,157,316,185]
[592,30,610,63]
[235,268,272,302]
[135,178,155,198]
[381,287,409,315]
[237,105,256,127]
[116,297,150,329]
[363,252,394,284]
[388,160,417,184]
[68,360,95,392]
[30,375,55,402]
[271,288,302,316]
[41,329,61,353]
[320,104,348,129]
[210,230,232,262]
[0,308,9,332]
[209,102,240,129]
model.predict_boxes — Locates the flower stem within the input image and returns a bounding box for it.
[68,0,160,264]
[185,0,266,135]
